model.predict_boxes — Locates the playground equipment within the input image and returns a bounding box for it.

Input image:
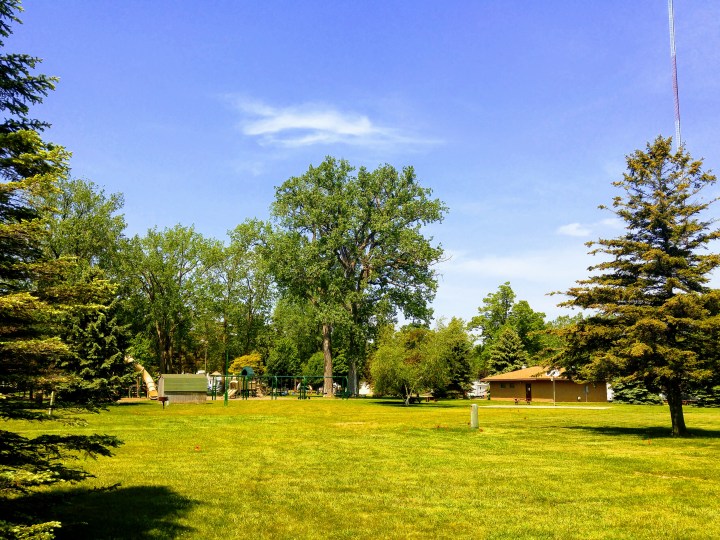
[268,375,349,399]
[206,372,350,400]
[125,357,158,399]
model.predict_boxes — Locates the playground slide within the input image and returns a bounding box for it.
[227,388,237,399]
[126,357,158,399]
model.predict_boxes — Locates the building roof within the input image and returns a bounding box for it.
[161,374,208,392]
[480,366,566,382]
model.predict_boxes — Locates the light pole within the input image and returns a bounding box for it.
[199,338,207,373]
[552,376,556,407]
[224,349,229,407]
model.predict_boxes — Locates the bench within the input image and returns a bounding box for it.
[514,398,531,405]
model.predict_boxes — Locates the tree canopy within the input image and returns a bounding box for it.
[269,157,446,394]
[370,325,448,405]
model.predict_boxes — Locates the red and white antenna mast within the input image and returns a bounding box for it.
[668,0,682,151]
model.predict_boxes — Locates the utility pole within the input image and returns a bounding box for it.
[668,0,682,151]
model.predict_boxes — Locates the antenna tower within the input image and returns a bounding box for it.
[668,0,681,151]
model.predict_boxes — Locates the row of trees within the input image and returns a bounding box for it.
[37,157,448,395]
[43,173,571,392]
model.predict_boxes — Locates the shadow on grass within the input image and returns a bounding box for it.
[566,425,720,439]
[111,400,155,407]
[3,485,198,539]
[371,399,461,409]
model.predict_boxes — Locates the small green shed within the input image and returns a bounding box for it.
[158,374,208,404]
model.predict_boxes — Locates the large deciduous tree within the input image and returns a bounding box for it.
[555,137,720,436]
[38,177,127,273]
[32,178,133,402]
[265,298,319,377]
[124,225,218,374]
[269,157,446,395]
[202,219,273,364]
[370,326,448,405]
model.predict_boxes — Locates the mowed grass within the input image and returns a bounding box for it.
[8,399,720,539]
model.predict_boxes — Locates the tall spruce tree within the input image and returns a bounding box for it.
[488,326,528,374]
[555,137,720,436]
[0,3,121,537]
[56,266,133,404]
[434,317,473,395]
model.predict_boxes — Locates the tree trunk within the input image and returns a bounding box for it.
[348,359,358,396]
[155,324,166,374]
[322,323,333,396]
[168,342,174,374]
[666,382,689,437]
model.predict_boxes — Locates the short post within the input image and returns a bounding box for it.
[470,404,479,429]
[224,350,229,407]
[48,390,55,416]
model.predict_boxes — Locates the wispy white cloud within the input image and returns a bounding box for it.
[556,222,591,237]
[231,98,439,148]
[556,217,623,237]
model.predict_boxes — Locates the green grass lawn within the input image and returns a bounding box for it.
[8,398,720,539]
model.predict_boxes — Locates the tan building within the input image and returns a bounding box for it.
[481,366,607,403]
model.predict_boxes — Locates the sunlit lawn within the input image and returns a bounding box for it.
[9,398,720,539]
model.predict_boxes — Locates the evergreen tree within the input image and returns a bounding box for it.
[0,0,56,134]
[0,4,121,536]
[0,134,71,387]
[434,317,472,396]
[610,380,663,405]
[555,137,720,436]
[488,326,527,374]
[58,268,133,404]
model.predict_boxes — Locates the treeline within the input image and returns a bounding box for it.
[39,173,575,397]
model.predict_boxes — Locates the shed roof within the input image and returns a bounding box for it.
[161,374,207,392]
[481,366,567,382]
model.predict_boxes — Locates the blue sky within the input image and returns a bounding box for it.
[11,0,720,322]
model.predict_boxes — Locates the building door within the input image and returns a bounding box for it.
[525,383,532,402]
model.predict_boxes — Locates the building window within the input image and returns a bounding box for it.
[509,383,515,388]
[500,383,506,389]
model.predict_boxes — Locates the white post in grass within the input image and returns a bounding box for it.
[470,404,479,429]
